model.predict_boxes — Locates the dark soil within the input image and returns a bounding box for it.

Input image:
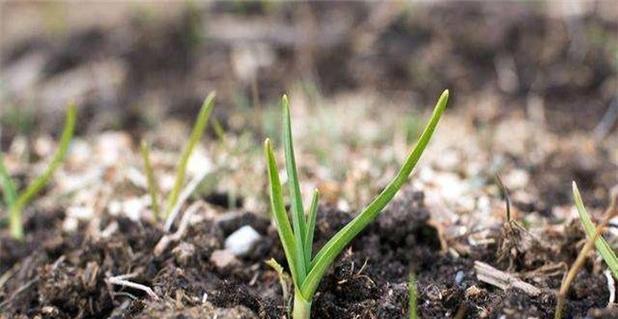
[1,187,614,318]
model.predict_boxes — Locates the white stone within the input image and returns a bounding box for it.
[224,225,261,257]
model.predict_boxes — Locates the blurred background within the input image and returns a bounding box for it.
[2,1,616,133]
[1,1,617,213]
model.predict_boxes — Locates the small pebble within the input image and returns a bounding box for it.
[224,225,261,257]
[210,249,239,270]
[455,270,465,286]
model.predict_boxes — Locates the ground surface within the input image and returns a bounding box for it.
[1,2,617,318]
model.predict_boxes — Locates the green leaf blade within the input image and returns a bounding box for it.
[165,92,215,217]
[0,153,17,208]
[141,141,161,219]
[265,138,301,285]
[11,102,77,239]
[572,182,618,279]
[302,90,449,298]
[282,95,308,278]
[304,189,319,268]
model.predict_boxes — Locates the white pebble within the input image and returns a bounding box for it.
[224,225,261,257]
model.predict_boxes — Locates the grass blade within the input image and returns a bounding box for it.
[302,90,449,297]
[282,95,308,276]
[164,92,215,218]
[211,117,226,145]
[572,182,618,279]
[265,138,301,285]
[408,273,418,319]
[140,141,161,219]
[10,102,77,239]
[0,153,17,208]
[304,189,319,266]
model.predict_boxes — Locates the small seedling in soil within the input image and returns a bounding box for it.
[408,273,418,319]
[264,90,449,318]
[572,182,618,278]
[554,182,618,319]
[0,103,76,240]
[140,141,161,219]
[140,92,215,221]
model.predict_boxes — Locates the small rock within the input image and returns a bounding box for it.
[62,217,79,233]
[504,169,529,189]
[96,131,132,166]
[224,225,261,257]
[210,249,239,270]
[455,270,465,286]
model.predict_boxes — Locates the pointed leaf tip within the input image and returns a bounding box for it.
[440,89,449,102]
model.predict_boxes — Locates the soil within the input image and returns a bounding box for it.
[1,2,617,319]
[0,186,615,318]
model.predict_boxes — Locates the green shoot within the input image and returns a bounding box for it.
[140,141,161,219]
[555,182,618,319]
[163,92,216,218]
[572,182,618,278]
[282,95,309,278]
[3,103,77,240]
[408,273,418,319]
[265,90,449,318]
[0,154,18,208]
[211,117,226,145]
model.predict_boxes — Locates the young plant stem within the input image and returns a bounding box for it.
[409,273,418,319]
[164,92,215,218]
[292,290,311,319]
[554,184,617,319]
[140,141,161,219]
[9,103,76,240]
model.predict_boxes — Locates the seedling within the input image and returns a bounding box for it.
[264,90,449,318]
[140,92,216,221]
[0,103,76,240]
[140,141,161,219]
[554,182,618,319]
[572,182,617,278]
[408,273,418,319]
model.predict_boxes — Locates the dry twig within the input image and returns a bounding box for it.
[163,168,209,232]
[106,272,158,300]
[154,201,202,256]
[605,270,616,307]
[474,261,541,296]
